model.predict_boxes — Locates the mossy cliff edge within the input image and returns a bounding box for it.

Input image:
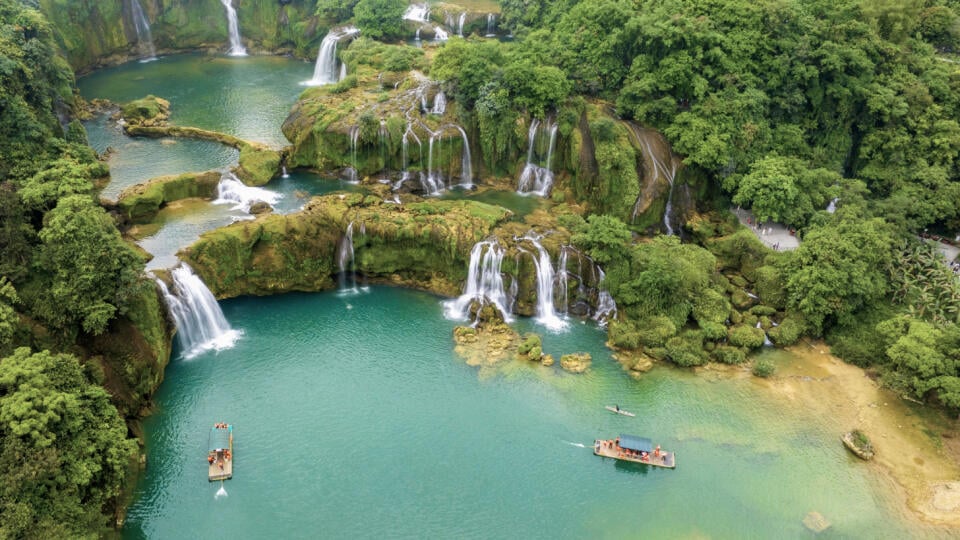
[180,192,513,298]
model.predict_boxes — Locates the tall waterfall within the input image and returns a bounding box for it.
[220,0,247,56]
[457,13,467,37]
[591,267,618,325]
[129,0,156,61]
[213,172,281,212]
[520,232,567,331]
[345,125,360,183]
[158,265,241,358]
[424,124,473,194]
[627,124,680,233]
[557,247,570,314]
[486,13,497,36]
[444,239,512,323]
[517,118,558,197]
[403,4,430,23]
[338,222,359,292]
[307,26,359,86]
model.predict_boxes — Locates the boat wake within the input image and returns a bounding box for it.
[215,483,228,499]
[563,441,588,448]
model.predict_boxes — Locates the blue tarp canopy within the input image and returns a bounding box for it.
[208,425,232,451]
[618,434,653,452]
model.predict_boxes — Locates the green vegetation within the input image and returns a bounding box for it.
[0,347,137,537]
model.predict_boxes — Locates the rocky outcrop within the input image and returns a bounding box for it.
[842,430,875,460]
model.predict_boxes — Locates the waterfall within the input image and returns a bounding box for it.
[433,26,449,41]
[592,267,618,325]
[403,3,430,23]
[557,247,570,314]
[826,198,838,213]
[213,172,281,212]
[444,239,512,323]
[423,133,443,195]
[757,321,773,347]
[220,0,247,56]
[158,265,241,359]
[346,125,360,183]
[281,165,289,178]
[307,26,359,86]
[129,0,156,61]
[521,232,567,331]
[457,13,467,37]
[338,222,358,292]
[486,13,496,36]
[430,90,447,115]
[517,118,557,196]
[628,125,679,233]
[452,124,473,188]
[415,28,421,41]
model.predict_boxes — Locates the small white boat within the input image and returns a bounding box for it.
[605,406,635,417]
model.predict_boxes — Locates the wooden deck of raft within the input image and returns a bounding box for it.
[208,455,233,481]
[594,439,676,469]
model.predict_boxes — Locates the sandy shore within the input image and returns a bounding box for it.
[758,343,960,528]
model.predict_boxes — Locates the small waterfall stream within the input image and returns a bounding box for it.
[308,27,359,86]
[430,91,447,115]
[337,222,360,293]
[517,118,558,196]
[457,13,467,37]
[592,268,618,324]
[158,265,241,358]
[444,239,512,323]
[486,13,497,36]
[220,0,247,56]
[129,0,156,61]
[423,124,472,194]
[627,124,680,233]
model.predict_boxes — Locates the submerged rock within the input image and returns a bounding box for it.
[248,201,273,215]
[802,511,831,533]
[560,352,591,373]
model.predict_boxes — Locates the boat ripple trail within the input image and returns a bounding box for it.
[563,441,588,448]
[215,482,228,499]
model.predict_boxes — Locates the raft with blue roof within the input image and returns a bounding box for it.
[594,434,675,469]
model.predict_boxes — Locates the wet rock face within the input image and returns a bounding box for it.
[248,201,273,214]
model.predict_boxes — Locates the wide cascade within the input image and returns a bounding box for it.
[158,265,241,358]
[220,0,247,56]
[519,232,567,331]
[308,26,359,86]
[214,172,281,213]
[402,3,430,23]
[128,0,156,61]
[517,118,558,196]
[444,239,512,323]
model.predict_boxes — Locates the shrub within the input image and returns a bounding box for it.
[752,357,776,377]
[768,313,806,346]
[666,332,708,367]
[728,324,765,348]
[638,315,677,347]
[609,320,641,349]
[713,345,747,365]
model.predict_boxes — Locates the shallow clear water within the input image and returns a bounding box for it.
[86,113,238,201]
[78,53,312,148]
[123,287,923,539]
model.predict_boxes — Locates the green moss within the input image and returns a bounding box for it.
[116,170,221,222]
[237,145,280,186]
[120,95,169,126]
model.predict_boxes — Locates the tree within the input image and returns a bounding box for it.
[352,0,406,40]
[33,196,145,335]
[0,347,136,538]
[785,217,895,334]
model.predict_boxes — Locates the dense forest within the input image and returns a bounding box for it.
[2,0,960,535]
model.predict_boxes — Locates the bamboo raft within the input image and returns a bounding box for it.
[208,423,234,481]
[594,434,676,469]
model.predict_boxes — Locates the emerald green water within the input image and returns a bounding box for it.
[124,287,931,539]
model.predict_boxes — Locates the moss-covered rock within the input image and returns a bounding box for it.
[120,95,170,127]
[116,170,221,222]
[181,194,512,298]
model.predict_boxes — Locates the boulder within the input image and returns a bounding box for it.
[560,352,592,373]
